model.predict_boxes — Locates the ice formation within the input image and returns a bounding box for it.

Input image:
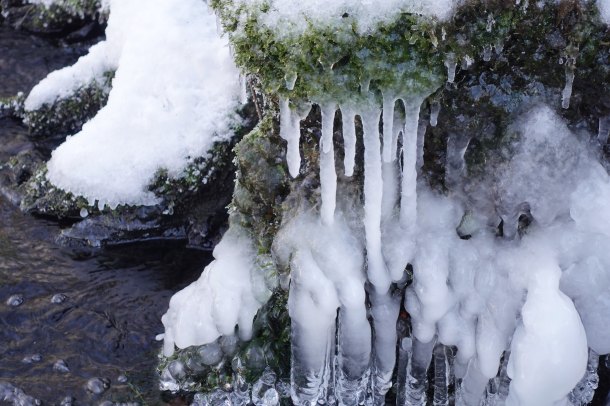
[162,225,275,356]
[26,0,242,207]
[163,89,610,404]
[154,0,610,404]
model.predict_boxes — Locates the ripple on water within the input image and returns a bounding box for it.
[0,194,211,403]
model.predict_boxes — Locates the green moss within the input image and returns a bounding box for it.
[232,114,289,253]
[212,0,446,104]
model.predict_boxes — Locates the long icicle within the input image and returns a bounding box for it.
[382,93,396,163]
[341,105,357,177]
[400,99,422,228]
[279,97,301,178]
[361,102,390,291]
[320,103,337,226]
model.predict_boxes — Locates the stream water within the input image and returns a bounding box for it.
[0,24,212,404]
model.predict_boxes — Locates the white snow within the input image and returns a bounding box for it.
[598,0,610,24]
[28,0,242,207]
[235,0,459,38]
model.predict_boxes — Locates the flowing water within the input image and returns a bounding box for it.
[0,24,213,404]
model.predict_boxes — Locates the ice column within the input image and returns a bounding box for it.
[404,337,436,406]
[369,288,402,402]
[432,345,451,406]
[289,249,339,404]
[361,103,389,291]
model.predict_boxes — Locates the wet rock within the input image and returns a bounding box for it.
[117,374,128,384]
[59,396,75,406]
[21,354,42,364]
[167,360,186,380]
[197,342,223,366]
[51,293,67,304]
[86,377,110,395]
[53,359,70,373]
[6,294,24,307]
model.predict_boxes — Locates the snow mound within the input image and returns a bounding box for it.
[28,0,242,207]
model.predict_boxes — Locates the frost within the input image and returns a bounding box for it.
[29,0,242,207]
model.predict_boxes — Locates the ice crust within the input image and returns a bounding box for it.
[27,0,242,207]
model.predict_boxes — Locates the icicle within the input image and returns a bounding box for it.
[404,337,436,406]
[382,93,396,163]
[444,53,457,83]
[361,103,390,290]
[341,105,357,177]
[279,98,310,178]
[239,75,248,105]
[400,99,422,228]
[562,68,575,109]
[598,115,610,146]
[369,288,401,401]
[432,345,450,406]
[416,119,427,173]
[568,349,599,406]
[285,72,297,90]
[430,100,441,127]
[320,103,337,226]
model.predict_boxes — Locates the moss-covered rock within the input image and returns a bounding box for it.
[23,70,113,138]
[0,0,108,37]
